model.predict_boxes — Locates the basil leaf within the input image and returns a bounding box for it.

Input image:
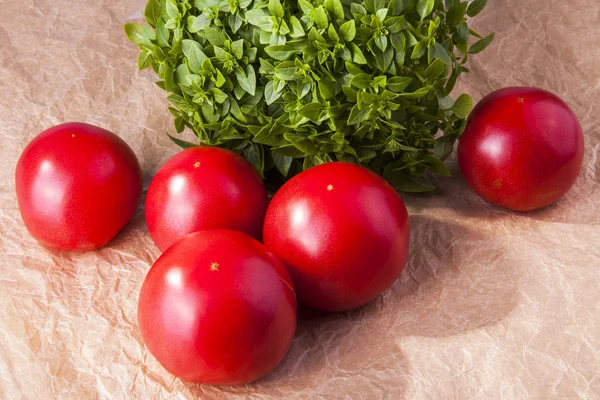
[182,40,208,72]
[325,0,344,20]
[265,44,300,60]
[124,23,155,49]
[451,93,473,118]
[204,26,226,46]
[272,152,293,177]
[347,104,372,125]
[467,0,487,17]
[468,33,495,54]
[144,0,163,26]
[284,133,317,154]
[387,76,411,92]
[447,2,468,27]
[268,0,284,18]
[416,0,435,20]
[167,133,198,148]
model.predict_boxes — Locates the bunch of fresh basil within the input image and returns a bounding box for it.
[126,0,493,191]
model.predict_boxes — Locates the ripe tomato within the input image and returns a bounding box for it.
[145,147,268,252]
[458,87,584,211]
[137,229,296,384]
[263,162,410,312]
[15,122,142,251]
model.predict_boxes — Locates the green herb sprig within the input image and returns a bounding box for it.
[126,0,493,191]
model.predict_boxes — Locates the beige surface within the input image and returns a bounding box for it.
[1,0,599,398]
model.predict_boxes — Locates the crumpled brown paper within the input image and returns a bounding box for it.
[1,0,599,398]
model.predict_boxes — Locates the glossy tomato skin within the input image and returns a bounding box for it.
[263,162,410,312]
[458,87,584,211]
[145,147,268,252]
[138,229,297,385]
[15,122,142,251]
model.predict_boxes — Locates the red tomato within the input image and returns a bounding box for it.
[138,229,296,384]
[263,162,410,312]
[145,147,268,252]
[15,122,142,251]
[458,87,584,211]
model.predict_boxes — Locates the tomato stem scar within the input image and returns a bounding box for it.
[518,97,525,103]
[210,262,219,272]
[327,184,334,191]
[194,161,200,168]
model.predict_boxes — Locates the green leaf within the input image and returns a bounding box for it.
[468,33,495,54]
[269,0,285,18]
[467,0,487,17]
[182,40,208,73]
[351,3,367,16]
[416,0,435,20]
[424,154,450,176]
[325,0,344,20]
[375,35,388,51]
[433,42,451,64]
[204,26,226,46]
[347,104,372,125]
[259,58,276,73]
[298,102,324,122]
[456,22,469,44]
[156,20,169,47]
[298,0,314,14]
[236,64,257,95]
[243,143,265,176]
[376,8,389,21]
[350,73,372,89]
[137,51,152,69]
[167,133,198,149]
[196,0,220,10]
[396,86,430,99]
[144,0,163,25]
[274,61,298,80]
[229,14,244,33]
[273,145,306,157]
[339,20,356,42]
[124,23,155,48]
[265,44,300,60]
[451,93,473,118]
[374,46,394,72]
[284,133,317,154]
[211,87,228,103]
[388,0,407,15]
[391,32,406,51]
[313,6,329,29]
[319,78,336,99]
[264,80,283,104]
[272,152,293,177]
[425,58,445,81]
[447,1,468,27]
[166,0,179,18]
[411,41,426,59]
[231,39,244,59]
[350,43,367,64]
[328,24,340,42]
[289,16,306,37]
[386,76,411,92]
[434,136,454,161]
[188,14,211,32]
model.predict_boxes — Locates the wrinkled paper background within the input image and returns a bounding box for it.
[0,0,599,398]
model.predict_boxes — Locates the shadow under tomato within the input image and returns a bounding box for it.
[183,215,523,398]
[404,158,598,225]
